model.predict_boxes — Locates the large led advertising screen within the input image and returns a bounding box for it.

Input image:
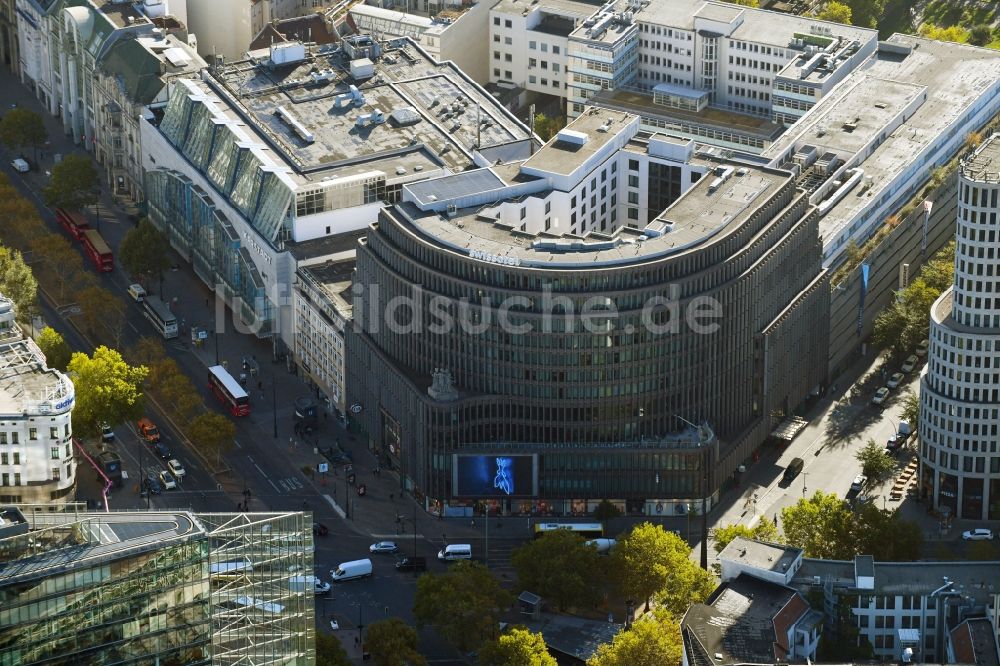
[452,454,538,498]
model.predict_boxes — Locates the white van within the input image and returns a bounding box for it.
[10,158,29,173]
[127,283,147,302]
[437,544,472,561]
[331,558,372,581]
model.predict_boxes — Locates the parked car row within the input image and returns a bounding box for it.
[870,343,927,407]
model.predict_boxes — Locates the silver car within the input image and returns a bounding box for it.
[369,541,399,554]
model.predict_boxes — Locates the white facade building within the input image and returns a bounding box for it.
[0,295,76,506]
[919,134,1000,521]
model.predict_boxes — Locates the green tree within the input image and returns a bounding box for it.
[968,25,993,47]
[119,218,171,287]
[0,245,38,320]
[128,336,168,367]
[479,627,556,666]
[187,411,236,466]
[853,504,923,561]
[587,609,682,666]
[855,439,895,485]
[0,108,46,155]
[900,389,920,431]
[845,0,886,28]
[781,492,854,559]
[0,193,44,249]
[364,617,426,666]
[42,153,99,212]
[78,286,127,347]
[721,0,758,5]
[159,372,204,424]
[712,520,781,554]
[511,529,604,610]
[413,561,511,653]
[592,499,622,521]
[918,22,969,43]
[29,233,82,300]
[67,346,148,437]
[316,632,352,666]
[611,522,713,614]
[817,1,852,23]
[36,327,72,371]
[532,113,565,142]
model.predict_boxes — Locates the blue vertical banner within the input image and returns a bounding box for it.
[857,263,870,336]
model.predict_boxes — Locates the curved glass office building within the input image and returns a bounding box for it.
[347,116,829,516]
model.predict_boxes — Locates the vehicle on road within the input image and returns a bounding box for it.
[783,457,805,483]
[158,470,177,490]
[584,538,618,554]
[54,208,90,240]
[10,158,29,173]
[394,556,427,572]
[97,449,123,488]
[916,339,929,356]
[850,474,867,492]
[438,544,472,561]
[331,559,373,581]
[533,522,604,539]
[127,283,147,302]
[208,365,250,417]
[100,422,115,442]
[962,528,993,541]
[80,229,114,272]
[137,417,161,443]
[329,620,339,631]
[870,387,890,406]
[151,440,171,460]
[312,522,329,537]
[167,459,186,478]
[142,473,162,495]
[289,575,331,594]
[886,372,905,389]
[901,355,918,373]
[143,295,178,339]
[886,421,912,453]
[369,541,399,554]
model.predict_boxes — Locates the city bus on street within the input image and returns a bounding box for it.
[533,522,604,540]
[208,364,250,416]
[142,295,178,339]
[80,229,114,272]
[54,208,90,240]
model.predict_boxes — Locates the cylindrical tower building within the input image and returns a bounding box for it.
[920,134,1000,520]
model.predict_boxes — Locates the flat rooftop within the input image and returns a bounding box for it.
[0,512,203,586]
[298,259,355,320]
[719,536,803,576]
[521,108,634,176]
[631,0,876,49]
[767,35,1000,247]
[396,159,790,268]
[0,332,72,417]
[962,133,1000,183]
[494,0,604,18]
[592,88,784,140]
[204,40,532,186]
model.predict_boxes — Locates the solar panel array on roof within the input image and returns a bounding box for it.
[389,107,421,127]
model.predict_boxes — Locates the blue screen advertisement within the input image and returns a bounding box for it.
[453,454,537,498]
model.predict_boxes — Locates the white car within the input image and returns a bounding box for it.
[167,459,186,478]
[870,387,890,406]
[127,283,147,302]
[369,541,399,554]
[850,474,867,492]
[314,580,332,595]
[158,470,177,490]
[916,339,929,357]
[886,372,905,389]
[962,528,993,541]
[901,355,918,373]
[100,422,115,442]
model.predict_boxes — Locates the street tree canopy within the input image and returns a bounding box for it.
[413,561,512,653]
[816,1,852,23]
[511,529,605,610]
[479,627,556,666]
[36,327,71,372]
[43,153,99,212]
[0,245,37,320]
[0,108,46,152]
[364,617,426,666]
[855,439,896,484]
[119,219,171,284]
[611,522,714,614]
[586,609,682,666]
[844,0,885,28]
[900,390,920,432]
[712,521,780,554]
[187,411,236,466]
[67,347,148,437]
[316,632,352,666]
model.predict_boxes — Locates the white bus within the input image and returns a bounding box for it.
[143,295,178,339]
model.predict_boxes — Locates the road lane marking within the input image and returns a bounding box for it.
[254,463,268,478]
[269,479,280,492]
[234,439,242,449]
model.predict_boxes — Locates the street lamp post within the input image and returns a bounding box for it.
[802,472,808,499]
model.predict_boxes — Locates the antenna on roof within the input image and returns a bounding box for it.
[529,103,536,155]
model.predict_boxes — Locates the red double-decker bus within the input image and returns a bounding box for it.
[80,229,114,272]
[208,365,250,416]
[54,208,90,240]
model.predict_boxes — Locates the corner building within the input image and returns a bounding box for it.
[348,123,829,515]
[920,135,1000,520]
